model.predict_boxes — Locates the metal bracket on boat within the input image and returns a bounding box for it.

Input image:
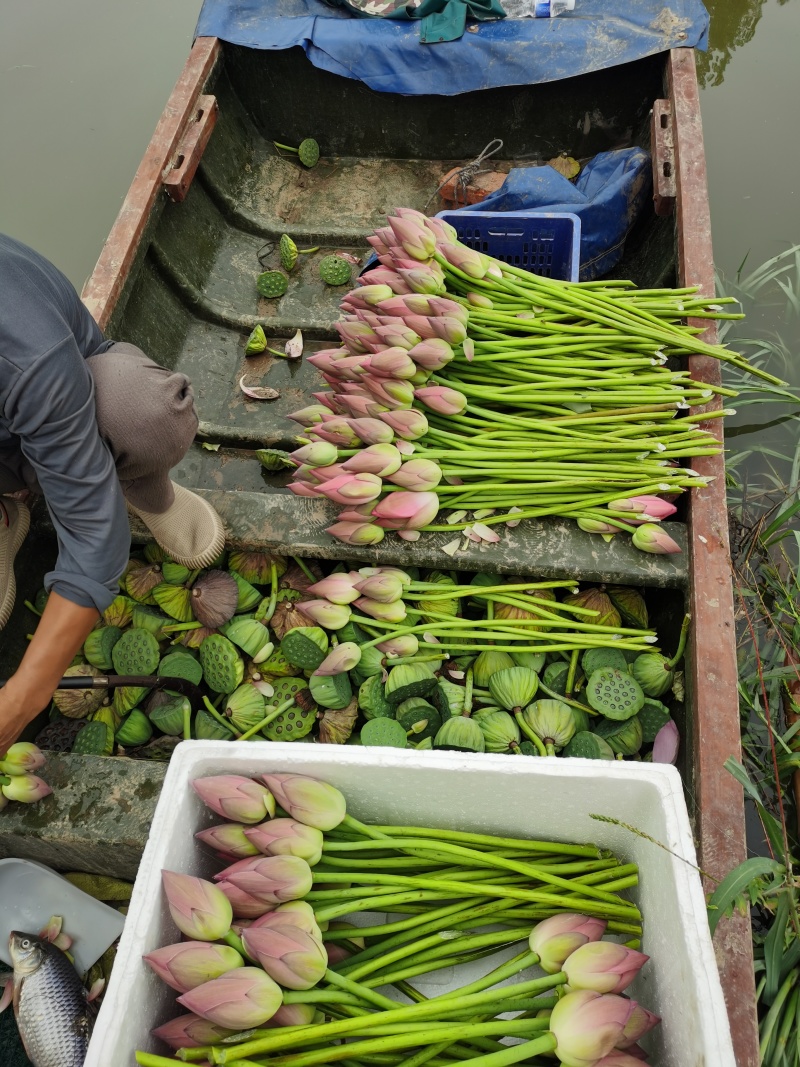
[651,99,676,216]
[162,94,218,203]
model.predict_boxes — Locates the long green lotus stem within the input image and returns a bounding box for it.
[362,826,600,856]
[237,697,295,742]
[668,612,692,668]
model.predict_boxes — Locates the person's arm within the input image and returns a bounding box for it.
[0,592,99,754]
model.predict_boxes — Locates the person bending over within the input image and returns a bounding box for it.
[0,233,224,752]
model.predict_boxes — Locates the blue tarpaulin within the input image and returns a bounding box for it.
[195,0,709,96]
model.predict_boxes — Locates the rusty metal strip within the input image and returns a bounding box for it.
[668,47,759,1067]
[81,37,221,331]
[163,94,219,203]
[651,99,676,216]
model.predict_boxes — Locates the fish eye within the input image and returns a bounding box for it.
[21,939,30,948]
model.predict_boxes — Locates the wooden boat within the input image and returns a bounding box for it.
[1,34,757,1064]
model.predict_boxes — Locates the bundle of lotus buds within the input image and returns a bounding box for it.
[286,207,771,555]
[135,772,662,1067]
[0,742,52,807]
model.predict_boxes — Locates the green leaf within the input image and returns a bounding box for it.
[764,891,790,1005]
[202,442,221,452]
[707,857,785,936]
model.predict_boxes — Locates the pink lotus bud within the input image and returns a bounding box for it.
[577,518,619,536]
[336,395,378,419]
[550,990,639,1067]
[342,443,403,477]
[530,914,607,974]
[0,742,46,775]
[467,290,494,308]
[374,324,422,350]
[631,523,681,555]
[336,320,379,354]
[378,408,429,440]
[608,495,677,520]
[380,294,435,317]
[393,207,429,228]
[363,267,413,295]
[594,1052,650,1066]
[264,1002,318,1028]
[400,314,437,339]
[290,441,339,467]
[242,922,328,990]
[307,573,361,605]
[367,235,391,257]
[226,855,313,905]
[439,242,488,279]
[414,385,467,416]
[306,352,345,376]
[195,823,261,860]
[430,316,467,345]
[372,490,440,530]
[408,338,455,372]
[309,463,348,482]
[326,521,385,546]
[261,772,347,831]
[288,482,324,498]
[652,719,680,765]
[616,1003,661,1048]
[424,216,458,244]
[0,773,52,803]
[364,376,415,409]
[387,216,436,261]
[348,418,396,445]
[313,392,340,410]
[397,266,447,296]
[337,500,378,522]
[216,880,275,919]
[191,775,276,824]
[243,820,324,865]
[312,420,364,449]
[162,872,233,941]
[177,967,283,1029]
[354,308,384,328]
[426,296,468,323]
[369,347,418,379]
[563,942,649,995]
[317,472,383,505]
[151,1012,237,1050]
[287,404,330,427]
[354,596,407,624]
[299,599,352,630]
[387,458,442,492]
[144,941,244,994]
[357,283,396,306]
[354,572,405,603]
[377,634,419,657]
[313,641,363,677]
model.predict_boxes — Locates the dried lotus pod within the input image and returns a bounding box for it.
[270,599,316,641]
[606,586,648,630]
[102,595,134,629]
[280,559,322,594]
[35,717,88,752]
[191,570,239,629]
[124,559,163,603]
[495,586,555,627]
[318,698,358,745]
[563,587,621,630]
[229,551,287,585]
[53,665,105,719]
[177,624,219,650]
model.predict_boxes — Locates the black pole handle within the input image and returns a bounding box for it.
[0,674,205,709]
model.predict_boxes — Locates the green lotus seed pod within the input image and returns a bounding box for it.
[433,716,485,753]
[280,234,299,271]
[541,661,569,695]
[245,325,268,355]
[520,699,576,752]
[162,561,192,586]
[223,683,266,732]
[396,698,440,742]
[563,731,615,760]
[595,714,643,756]
[358,675,394,720]
[222,617,273,660]
[510,651,546,673]
[319,255,352,286]
[260,646,302,678]
[472,650,515,689]
[256,271,289,298]
[349,643,385,685]
[262,699,317,742]
[83,626,123,672]
[195,706,235,741]
[582,647,628,678]
[488,667,539,713]
[150,696,191,737]
[585,668,644,721]
[309,672,352,710]
[281,627,329,671]
[298,138,320,167]
[152,583,195,623]
[385,663,438,706]
[255,448,293,471]
[199,634,245,694]
[639,698,672,743]
[159,651,204,687]
[113,686,149,716]
[477,710,520,754]
[429,678,466,719]
[361,718,407,748]
[112,628,160,676]
[131,604,171,640]
[229,570,263,612]
[116,708,153,747]
[102,595,134,629]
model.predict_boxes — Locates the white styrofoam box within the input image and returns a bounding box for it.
[85,743,734,1066]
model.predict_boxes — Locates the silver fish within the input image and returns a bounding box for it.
[8,931,91,1067]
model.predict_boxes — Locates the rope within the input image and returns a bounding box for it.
[425,138,504,210]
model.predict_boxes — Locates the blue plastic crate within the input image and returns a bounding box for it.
[436,210,581,282]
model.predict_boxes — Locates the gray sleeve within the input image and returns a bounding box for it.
[5,335,130,614]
